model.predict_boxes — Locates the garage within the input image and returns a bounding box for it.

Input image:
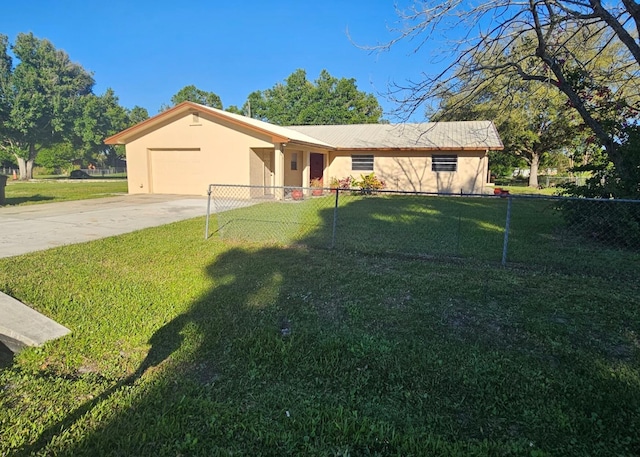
[148,148,211,195]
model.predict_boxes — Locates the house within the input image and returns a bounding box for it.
[105,101,503,196]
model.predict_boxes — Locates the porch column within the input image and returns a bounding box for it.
[274,143,285,199]
[303,150,311,192]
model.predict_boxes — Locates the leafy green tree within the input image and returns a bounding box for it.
[73,89,128,156]
[162,85,222,111]
[128,105,149,125]
[380,1,640,197]
[225,105,245,115]
[431,29,626,188]
[244,69,383,125]
[0,35,11,129]
[33,89,131,171]
[0,37,11,169]
[487,151,525,180]
[36,142,77,173]
[435,70,578,187]
[0,33,94,180]
[0,148,15,169]
[72,89,130,167]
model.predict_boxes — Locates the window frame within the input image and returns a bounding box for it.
[431,154,458,172]
[351,154,374,171]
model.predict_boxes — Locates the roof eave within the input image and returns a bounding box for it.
[337,146,504,151]
[104,101,293,145]
[286,140,335,151]
[104,102,195,145]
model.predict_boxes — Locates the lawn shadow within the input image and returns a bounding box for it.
[10,194,640,455]
[0,341,14,368]
[2,194,55,206]
[15,244,328,456]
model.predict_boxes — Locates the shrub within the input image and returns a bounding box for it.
[310,178,323,188]
[559,128,640,250]
[330,176,353,190]
[352,173,386,194]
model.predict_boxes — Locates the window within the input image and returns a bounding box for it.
[191,113,200,124]
[352,155,374,171]
[291,152,298,171]
[432,155,457,172]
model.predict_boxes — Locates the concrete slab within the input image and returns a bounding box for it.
[0,194,209,353]
[0,194,209,258]
[0,291,70,352]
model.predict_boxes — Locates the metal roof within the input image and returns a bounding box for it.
[105,102,503,151]
[200,105,334,149]
[105,102,334,149]
[287,121,504,150]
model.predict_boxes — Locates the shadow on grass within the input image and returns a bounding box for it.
[10,195,640,455]
[2,194,55,206]
[0,342,14,368]
[15,246,337,455]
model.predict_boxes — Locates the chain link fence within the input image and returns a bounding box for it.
[206,184,640,277]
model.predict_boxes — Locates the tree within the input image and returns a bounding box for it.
[36,142,77,173]
[225,105,244,115]
[0,35,11,129]
[162,85,222,111]
[0,33,94,180]
[128,105,149,125]
[72,88,130,167]
[33,89,132,171]
[434,38,581,187]
[244,69,383,125]
[378,1,640,196]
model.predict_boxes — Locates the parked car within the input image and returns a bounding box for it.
[69,170,91,179]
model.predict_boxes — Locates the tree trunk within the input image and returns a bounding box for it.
[528,153,540,188]
[15,156,34,180]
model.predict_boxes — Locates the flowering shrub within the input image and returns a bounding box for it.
[352,173,386,194]
[329,176,353,189]
[330,174,385,194]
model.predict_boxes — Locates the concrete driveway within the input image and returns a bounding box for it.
[0,194,209,258]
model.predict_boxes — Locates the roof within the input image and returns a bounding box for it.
[287,122,504,151]
[105,101,334,149]
[105,101,503,151]
[203,105,334,149]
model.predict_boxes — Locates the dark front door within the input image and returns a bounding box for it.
[310,153,324,183]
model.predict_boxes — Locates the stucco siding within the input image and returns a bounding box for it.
[284,150,303,187]
[125,112,274,195]
[327,150,488,194]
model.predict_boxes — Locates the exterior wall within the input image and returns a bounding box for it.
[125,112,274,195]
[284,149,303,187]
[327,150,489,194]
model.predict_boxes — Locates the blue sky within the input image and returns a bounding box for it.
[1,0,442,121]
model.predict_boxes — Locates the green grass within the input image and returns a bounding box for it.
[499,185,560,196]
[214,194,640,277]
[2,180,128,206]
[1,206,639,455]
[32,173,128,180]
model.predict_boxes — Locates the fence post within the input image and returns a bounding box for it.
[501,195,513,266]
[204,185,212,240]
[330,189,339,249]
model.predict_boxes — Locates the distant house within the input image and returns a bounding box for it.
[105,101,503,196]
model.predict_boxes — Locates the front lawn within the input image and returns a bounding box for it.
[0,208,639,455]
[213,193,639,277]
[2,180,128,206]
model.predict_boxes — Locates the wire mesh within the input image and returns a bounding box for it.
[208,185,336,248]
[206,184,640,276]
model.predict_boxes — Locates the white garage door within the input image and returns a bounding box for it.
[149,149,211,195]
